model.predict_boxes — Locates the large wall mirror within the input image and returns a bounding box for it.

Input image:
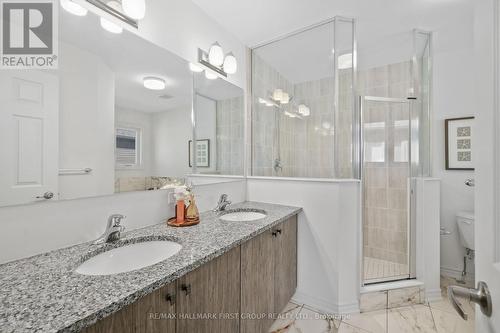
[0,7,243,208]
[192,73,244,176]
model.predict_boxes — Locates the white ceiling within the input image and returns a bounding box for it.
[192,0,473,82]
[60,8,193,113]
[192,0,472,47]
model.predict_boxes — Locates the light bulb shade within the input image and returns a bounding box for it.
[302,107,310,117]
[298,104,310,116]
[100,17,123,33]
[61,0,88,16]
[122,0,146,19]
[338,53,353,70]
[205,71,218,80]
[273,89,283,102]
[189,63,203,73]
[281,92,290,104]
[223,53,237,74]
[143,77,166,90]
[208,42,224,67]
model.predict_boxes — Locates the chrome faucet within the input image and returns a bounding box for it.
[94,214,126,244]
[214,194,231,212]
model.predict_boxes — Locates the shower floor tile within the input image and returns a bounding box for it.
[364,257,409,283]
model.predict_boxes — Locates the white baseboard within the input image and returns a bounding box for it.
[440,267,475,283]
[291,290,360,315]
[425,288,443,303]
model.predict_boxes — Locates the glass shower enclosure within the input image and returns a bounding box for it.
[360,30,432,285]
[251,17,356,179]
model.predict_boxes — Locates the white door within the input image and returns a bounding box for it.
[0,70,59,207]
[464,1,500,331]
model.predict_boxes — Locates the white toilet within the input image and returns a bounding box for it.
[456,211,475,251]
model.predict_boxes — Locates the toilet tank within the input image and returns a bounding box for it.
[456,211,474,250]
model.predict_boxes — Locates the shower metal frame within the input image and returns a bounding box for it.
[359,96,417,286]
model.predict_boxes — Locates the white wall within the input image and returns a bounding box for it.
[430,8,476,278]
[58,42,115,200]
[75,0,246,90]
[115,107,153,179]
[152,106,193,177]
[247,178,360,314]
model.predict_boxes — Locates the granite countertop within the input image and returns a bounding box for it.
[0,201,301,333]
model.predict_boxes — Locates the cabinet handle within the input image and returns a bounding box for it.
[272,229,282,237]
[165,293,176,306]
[276,229,282,235]
[181,283,191,296]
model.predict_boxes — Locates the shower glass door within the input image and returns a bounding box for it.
[361,96,414,285]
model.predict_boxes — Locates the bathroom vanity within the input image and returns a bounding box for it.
[0,202,299,333]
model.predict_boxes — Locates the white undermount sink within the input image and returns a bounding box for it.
[219,210,267,222]
[75,240,182,276]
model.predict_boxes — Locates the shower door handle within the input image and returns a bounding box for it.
[448,281,492,320]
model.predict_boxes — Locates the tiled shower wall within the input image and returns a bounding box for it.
[216,96,244,175]
[252,55,340,178]
[360,61,412,266]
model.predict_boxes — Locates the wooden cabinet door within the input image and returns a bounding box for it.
[240,229,276,333]
[274,215,298,314]
[81,281,176,333]
[176,246,240,333]
[136,281,177,333]
[81,302,138,333]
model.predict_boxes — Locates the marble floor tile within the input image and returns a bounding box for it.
[430,307,475,333]
[337,323,372,332]
[342,309,387,333]
[428,296,475,320]
[387,304,437,333]
[388,286,422,308]
[269,302,303,332]
[287,307,341,333]
[360,291,387,312]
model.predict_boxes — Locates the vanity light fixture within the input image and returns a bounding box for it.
[122,0,146,20]
[298,104,311,117]
[198,43,238,77]
[61,0,88,16]
[100,1,123,34]
[86,0,141,29]
[189,63,204,73]
[143,77,166,90]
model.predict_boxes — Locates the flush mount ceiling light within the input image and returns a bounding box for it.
[197,43,238,77]
[189,63,203,73]
[122,0,145,19]
[100,1,123,33]
[143,77,166,90]
[61,0,88,16]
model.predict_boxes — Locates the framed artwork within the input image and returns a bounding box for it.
[189,139,210,167]
[445,117,474,170]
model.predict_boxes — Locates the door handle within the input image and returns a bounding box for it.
[36,191,54,200]
[181,283,191,296]
[448,281,492,320]
[165,292,176,306]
